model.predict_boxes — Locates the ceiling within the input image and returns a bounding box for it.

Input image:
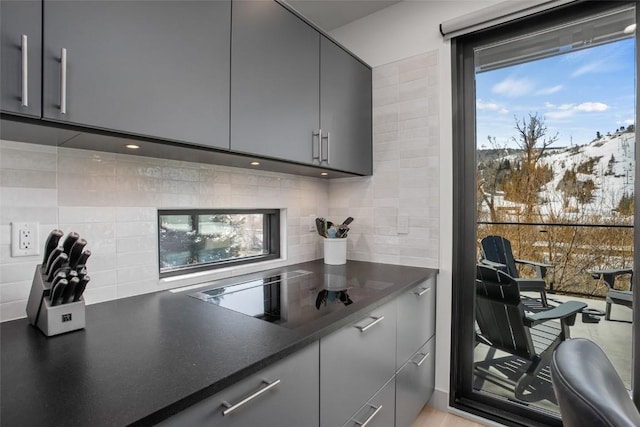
[285,0,402,31]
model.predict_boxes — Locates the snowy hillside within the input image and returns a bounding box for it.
[483,130,636,220]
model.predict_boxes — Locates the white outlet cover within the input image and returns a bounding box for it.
[11,222,40,257]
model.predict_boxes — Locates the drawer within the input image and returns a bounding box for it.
[343,377,395,427]
[159,342,319,427]
[396,274,436,368]
[395,337,435,427]
[320,300,397,427]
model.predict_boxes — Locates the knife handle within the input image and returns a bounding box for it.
[61,232,80,255]
[50,271,67,291]
[68,238,87,269]
[44,247,64,276]
[74,249,91,270]
[77,267,88,281]
[73,275,90,302]
[61,277,79,304]
[50,279,68,306]
[46,253,68,282]
[42,229,64,265]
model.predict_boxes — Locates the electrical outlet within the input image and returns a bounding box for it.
[308,215,317,232]
[11,222,40,257]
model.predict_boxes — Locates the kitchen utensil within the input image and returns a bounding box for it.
[61,277,79,304]
[46,253,68,282]
[342,217,354,226]
[61,232,80,255]
[49,279,67,306]
[50,271,67,291]
[73,275,90,302]
[315,218,328,238]
[74,249,91,270]
[68,238,88,269]
[42,229,64,265]
[77,267,88,281]
[44,247,64,276]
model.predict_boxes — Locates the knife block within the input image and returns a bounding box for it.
[25,265,86,337]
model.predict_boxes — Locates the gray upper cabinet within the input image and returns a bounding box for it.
[231,0,320,164]
[1,0,42,117]
[320,36,372,176]
[42,0,230,150]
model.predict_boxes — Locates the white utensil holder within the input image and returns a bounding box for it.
[323,238,347,265]
[25,265,85,337]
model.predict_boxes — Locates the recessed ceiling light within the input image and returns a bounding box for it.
[624,24,636,34]
[321,172,328,176]
[250,161,260,166]
[125,144,140,149]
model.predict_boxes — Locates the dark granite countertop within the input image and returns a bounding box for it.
[0,260,436,426]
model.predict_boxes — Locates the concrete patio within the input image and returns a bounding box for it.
[473,292,633,414]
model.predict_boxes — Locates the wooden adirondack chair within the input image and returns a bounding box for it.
[480,235,552,306]
[474,264,586,401]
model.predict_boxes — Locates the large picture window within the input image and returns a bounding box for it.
[158,209,280,277]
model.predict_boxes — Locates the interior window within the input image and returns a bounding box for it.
[158,209,280,277]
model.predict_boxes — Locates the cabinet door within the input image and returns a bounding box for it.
[1,0,41,117]
[42,0,230,149]
[231,0,320,164]
[320,300,397,427]
[395,337,435,427]
[320,36,372,175]
[396,275,436,369]
[343,377,395,427]
[159,342,319,427]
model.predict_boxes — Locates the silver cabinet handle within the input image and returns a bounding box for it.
[221,378,281,416]
[355,404,383,427]
[355,316,384,333]
[413,287,431,297]
[312,129,321,162]
[60,48,67,114]
[21,35,28,107]
[321,132,331,164]
[413,351,430,367]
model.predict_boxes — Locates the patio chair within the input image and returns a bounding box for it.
[480,235,552,306]
[551,338,640,427]
[474,265,586,401]
[588,268,633,321]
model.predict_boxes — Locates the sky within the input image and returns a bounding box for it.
[476,37,636,150]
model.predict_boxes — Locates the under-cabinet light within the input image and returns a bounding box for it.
[250,161,260,166]
[125,144,140,150]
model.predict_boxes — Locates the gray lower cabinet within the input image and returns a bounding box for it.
[344,377,396,427]
[158,342,319,426]
[320,300,397,427]
[42,0,230,150]
[396,275,437,369]
[231,0,320,164]
[1,0,42,117]
[320,36,372,175]
[395,337,436,427]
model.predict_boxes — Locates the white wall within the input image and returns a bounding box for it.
[329,0,502,411]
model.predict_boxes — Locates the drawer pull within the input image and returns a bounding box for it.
[355,316,384,333]
[355,404,382,426]
[221,378,281,416]
[21,35,28,107]
[413,287,431,297]
[413,352,430,367]
[60,48,67,114]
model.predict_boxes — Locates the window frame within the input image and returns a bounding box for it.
[450,1,638,425]
[157,208,281,278]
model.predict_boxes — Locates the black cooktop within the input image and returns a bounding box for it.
[189,267,394,330]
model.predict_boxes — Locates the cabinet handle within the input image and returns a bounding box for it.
[355,404,383,426]
[21,35,28,107]
[312,130,321,162]
[60,48,67,114]
[413,351,430,367]
[321,132,331,164]
[221,378,281,416]
[355,315,384,333]
[413,287,431,297]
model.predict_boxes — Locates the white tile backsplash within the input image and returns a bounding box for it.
[0,138,330,322]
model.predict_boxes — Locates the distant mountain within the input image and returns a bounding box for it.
[478,129,636,220]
